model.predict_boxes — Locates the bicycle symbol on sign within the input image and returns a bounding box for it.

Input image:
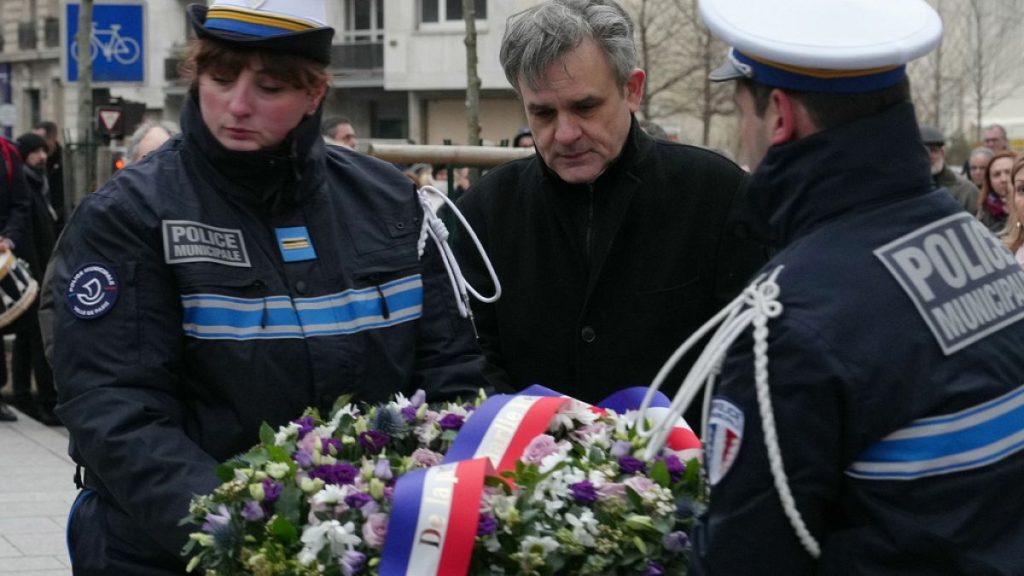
[71,23,141,65]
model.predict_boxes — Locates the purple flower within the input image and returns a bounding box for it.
[410,389,426,407]
[293,416,315,439]
[400,405,419,423]
[569,480,598,505]
[618,455,647,475]
[358,430,391,455]
[374,458,394,481]
[645,561,665,576]
[309,462,359,485]
[201,504,231,533]
[477,513,497,536]
[342,550,367,576]
[610,440,633,459]
[321,437,342,455]
[410,448,442,468]
[241,500,264,522]
[362,512,389,549]
[293,449,314,468]
[345,491,374,510]
[438,413,465,431]
[262,479,282,504]
[521,435,560,465]
[658,454,686,482]
[663,531,690,553]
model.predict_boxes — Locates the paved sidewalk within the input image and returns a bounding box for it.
[0,406,75,575]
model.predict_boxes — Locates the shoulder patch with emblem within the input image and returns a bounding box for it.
[66,264,119,320]
[162,220,251,267]
[707,397,745,486]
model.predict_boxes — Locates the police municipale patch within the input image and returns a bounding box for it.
[66,264,119,320]
[707,397,744,485]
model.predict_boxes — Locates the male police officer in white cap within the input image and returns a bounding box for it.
[692,0,1024,573]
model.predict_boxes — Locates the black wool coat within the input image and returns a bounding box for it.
[455,119,766,404]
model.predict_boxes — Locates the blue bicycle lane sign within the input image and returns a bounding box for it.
[66,3,145,83]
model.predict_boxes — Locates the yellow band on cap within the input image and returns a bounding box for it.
[207,6,317,31]
[744,52,901,79]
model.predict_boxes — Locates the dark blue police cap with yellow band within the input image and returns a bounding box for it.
[188,0,335,64]
[701,0,943,93]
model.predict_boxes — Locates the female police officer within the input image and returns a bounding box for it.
[50,1,487,573]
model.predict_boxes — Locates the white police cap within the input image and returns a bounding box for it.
[701,0,942,93]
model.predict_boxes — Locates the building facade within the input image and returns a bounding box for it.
[0,0,536,147]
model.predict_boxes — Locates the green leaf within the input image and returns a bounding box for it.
[331,394,354,416]
[214,463,236,482]
[259,422,276,446]
[650,459,670,488]
[625,485,645,510]
[268,515,299,544]
[275,484,304,525]
[634,535,648,555]
[266,445,293,464]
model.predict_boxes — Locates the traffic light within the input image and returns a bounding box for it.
[112,151,126,172]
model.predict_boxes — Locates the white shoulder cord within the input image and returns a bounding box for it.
[638,266,821,559]
[415,185,501,319]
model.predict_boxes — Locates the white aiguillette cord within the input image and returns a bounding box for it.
[636,266,822,559]
[415,185,501,320]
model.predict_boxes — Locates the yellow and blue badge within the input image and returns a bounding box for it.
[275,226,317,262]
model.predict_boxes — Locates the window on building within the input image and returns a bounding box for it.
[420,0,487,24]
[344,0,384,43]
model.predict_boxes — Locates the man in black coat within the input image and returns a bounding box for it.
[455,0,764,405]
[12,133,58,425]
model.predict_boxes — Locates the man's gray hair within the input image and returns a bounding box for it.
[127,119,180,163]
[500,0,636,92]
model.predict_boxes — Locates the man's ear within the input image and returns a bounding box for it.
[624,69,646,113]
[767,89,797,145]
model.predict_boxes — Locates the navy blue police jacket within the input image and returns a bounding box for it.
[691,102,1024,574]
[50,95,487,573]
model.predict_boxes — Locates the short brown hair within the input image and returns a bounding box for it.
[738,77,910,131]
[179,37,329,91]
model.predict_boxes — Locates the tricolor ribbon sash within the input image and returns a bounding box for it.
[523,385,702,460]
[442,394,567,472]
[379,458,491,575]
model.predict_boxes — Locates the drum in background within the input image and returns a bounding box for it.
[0,250,39,329]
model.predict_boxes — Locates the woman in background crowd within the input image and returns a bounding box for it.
[977,150,1017,231]
[1002,156,1024,266]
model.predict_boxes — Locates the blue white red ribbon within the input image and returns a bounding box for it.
[380,458,491,575]
[442,393,567,472]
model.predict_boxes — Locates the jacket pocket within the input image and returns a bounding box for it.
[347,209,421,260]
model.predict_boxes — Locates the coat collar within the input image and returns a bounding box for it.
[738,102,932,248]
[180,90,326,214]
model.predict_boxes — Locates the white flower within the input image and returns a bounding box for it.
[565,509,599,547]
[311,484,352,506]
[298,520,362,566]
[548,400,599,433]
[537,441,572,474]
[266,462,291,479]
[520,535,559,557]
[274,422,302,446]
[415,422,440,444]
[391,391,412,408]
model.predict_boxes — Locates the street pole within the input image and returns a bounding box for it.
[76,0,94,205]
